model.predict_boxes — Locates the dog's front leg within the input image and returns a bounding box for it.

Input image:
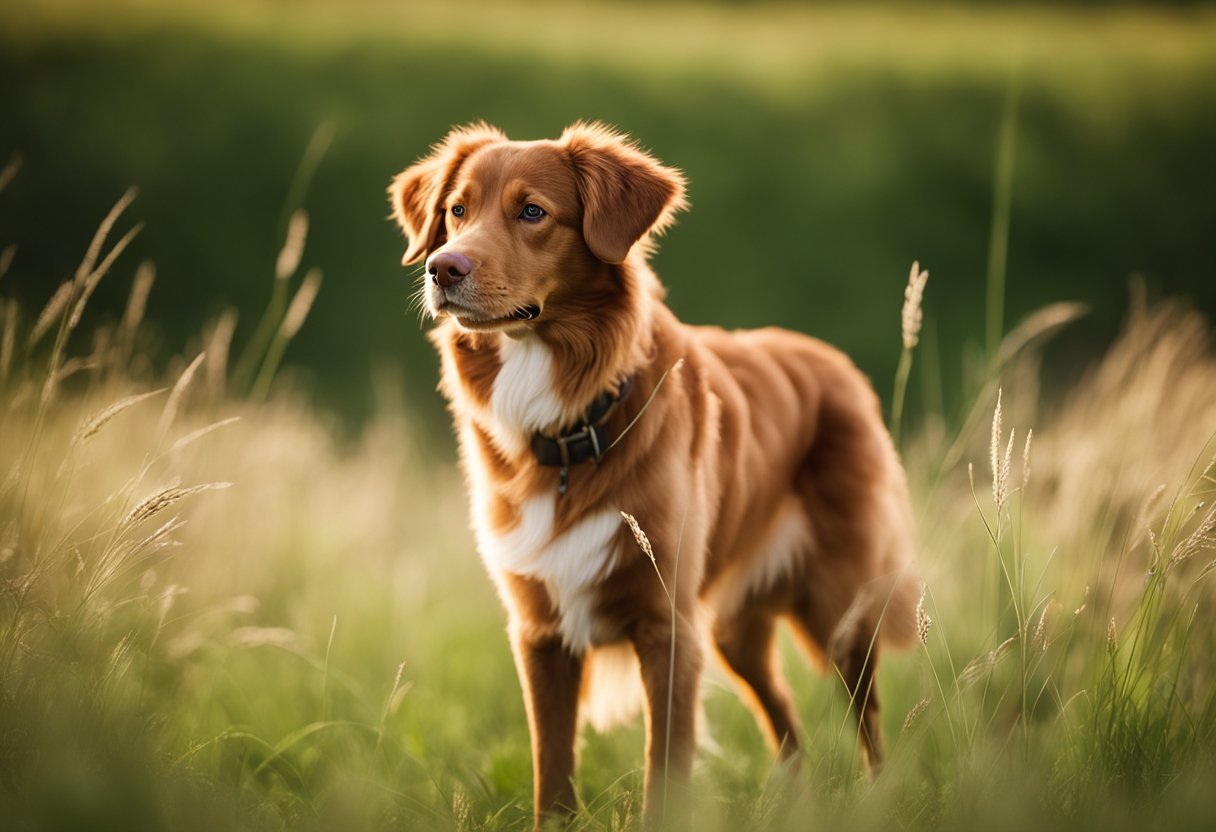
[512,630,584,829]
[634,615,703,828]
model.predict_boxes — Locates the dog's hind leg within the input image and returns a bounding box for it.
[787,602,885,774]
[836,636,884,773]
[712,609,803,762]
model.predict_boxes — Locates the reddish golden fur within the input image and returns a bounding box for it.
[391,122,919,828]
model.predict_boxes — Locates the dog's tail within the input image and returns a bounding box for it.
[580,643,645,731]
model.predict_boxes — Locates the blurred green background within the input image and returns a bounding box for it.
[2,0,1214,428]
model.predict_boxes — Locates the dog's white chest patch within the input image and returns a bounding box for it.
[488,336,564,456]
[476,495,620,652]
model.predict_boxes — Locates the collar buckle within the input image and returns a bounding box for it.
[555,422,603,466]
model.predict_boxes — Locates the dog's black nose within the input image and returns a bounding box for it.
[426,251,471,288]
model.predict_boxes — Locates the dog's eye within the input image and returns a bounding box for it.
[519,203,546,222]
[450,204,465,218]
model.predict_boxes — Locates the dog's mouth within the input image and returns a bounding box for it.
[439,302,542,330]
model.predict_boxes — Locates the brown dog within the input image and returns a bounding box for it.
[390,122,919,828]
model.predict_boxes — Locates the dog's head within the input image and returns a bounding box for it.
[390,122,686,333]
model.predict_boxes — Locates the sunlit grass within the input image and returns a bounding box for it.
[3,150,1216,831]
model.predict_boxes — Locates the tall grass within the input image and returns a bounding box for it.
[3,186,1216,831]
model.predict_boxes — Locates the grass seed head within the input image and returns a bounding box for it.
[124,482,231,528]
[1022,428,1034,488]
[901,260,929,350]
[121,261,156,337]
[0,152,21,195]
[0,299,16,385]
[915,591,932,644]
[620,511,655,563]
[0,244,15,281]
[75,187,137,286]
[276,210,310,281]
[159,352,206,434]
[990,388,1004,505]
[279,268,322,339]
[1170,500,1216,567]
[73,387,168,446]
[205,309,238,401]
[68,221,144,331]
[1033,602,1052,652]
[902,697,931,732]
[29,280,74,347]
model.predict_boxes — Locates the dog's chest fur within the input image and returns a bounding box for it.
[467,335,620,651]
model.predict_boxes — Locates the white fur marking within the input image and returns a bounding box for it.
[713,501,812,618]
[581,643,644,731]
[476,495,620,652]
[488,336,563,456]
[750,504,811,593]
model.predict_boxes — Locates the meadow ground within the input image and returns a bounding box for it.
[1,180,1215,831]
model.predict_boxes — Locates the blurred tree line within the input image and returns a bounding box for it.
[1,0,1213,432]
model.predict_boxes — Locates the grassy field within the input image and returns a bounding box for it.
[2,0,1215,422]
[4,2,1216,829]
[2,161,1216,830]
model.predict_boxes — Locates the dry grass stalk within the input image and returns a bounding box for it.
[1032,601,1053,652]
[1000,430,1014,509]
[0,244,15,281]
[159,352,206,435]
[205,309,238,401]
[0,152,19,194]
[278,268,322,340]
[996,301,1090,366]
[0,152,20,194]
[990,389,1015,510]
[990,388,1003,501]
[0,299,16,386]
[75,187,137,286]
[377,660,413,750]
[134,516,187,557]
[28,281,74,347]
[73,387,168,446]
[958,634,1018,689]
[170,416,241,453]
[68,222,145,331]
[620,511,655,563]
[121,261,156,338]
[902,697,931,732]
[1137,483,1167,550]
[1170,501,1216,567]
[915,591,932,644]
[0,153,21,194]
[1022,428,1033,489]
[276,210,309,281]
[620,510,673,607]
[124,482,231,528]
[229,626,297,647]
[901,261,929,349]
[452,786,472,832]
[1106,617,1118,654]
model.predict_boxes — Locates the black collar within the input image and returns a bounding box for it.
[530,377,633,494]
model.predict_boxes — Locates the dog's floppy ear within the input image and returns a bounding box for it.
[561,122,688,264]
[389,123,507,265]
